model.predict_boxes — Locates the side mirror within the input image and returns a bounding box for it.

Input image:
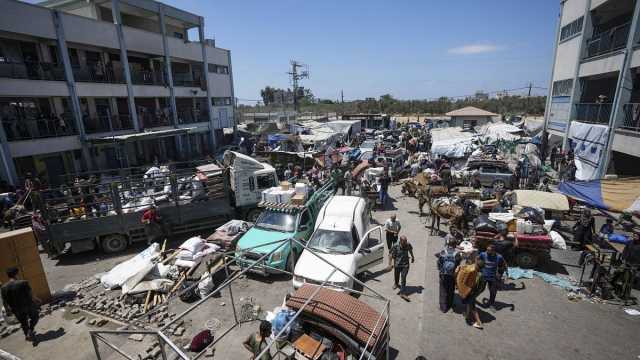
[359,248,371,254]
[299,225,308,232]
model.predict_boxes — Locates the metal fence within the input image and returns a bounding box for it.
[574,103,612,124]
[0,61,66,81]
[83,114,135,134]
[584,22,631,59]
[2,116,77,141]
[622,103,640,132]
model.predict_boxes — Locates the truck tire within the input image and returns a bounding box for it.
[101,234,128,254]
[516,251,538,268]
[245,208,262,223]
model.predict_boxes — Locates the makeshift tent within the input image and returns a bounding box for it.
[558,178,640,213]
[513,190,570,211]
[568,121,609,181]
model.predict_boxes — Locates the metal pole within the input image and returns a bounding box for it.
[94,334,137,360]
[156,333,168,360]
[156,331,190,359]
[90,333,103,360]
[224,257,239,325]
[359,303,387,360]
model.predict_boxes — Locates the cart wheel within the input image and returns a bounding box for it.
[245,208,262,223]
[101,234,128,254]
[516,251,538,268]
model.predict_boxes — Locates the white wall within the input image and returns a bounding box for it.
[208,74,232,97]
[0,78,68,97]
[174,87,207,97]
[76,83,128,97]
[62,13,119,49]
[207,47,230,66]
[131,85,170,97]
[561,0,588,26]
[9,135,81,158]
[630,48,640,69]
[579,52,624,77]
[590,0,610,11]
[0,0,56,40]
[123,26,164,57]
[167,37,202,62]
[553,36,581,81]
[612,131,640,158]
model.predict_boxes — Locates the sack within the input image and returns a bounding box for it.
[189,330,213,352]
[473,215,497,233]
[455,264,478,299]
[179,280,200,303]
[439,249,457,275]
[516,207,545,225]
[609,233,630,244]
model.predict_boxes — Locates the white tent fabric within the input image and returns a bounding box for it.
[568,121,609,181]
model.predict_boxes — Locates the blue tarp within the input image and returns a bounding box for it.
[267,134,290,144]
[558,180,607,210]
[507,267,579,291]
[558,178,640,213]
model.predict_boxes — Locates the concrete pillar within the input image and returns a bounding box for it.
[199,17,217,151]
[562,0,593,150]
[601,2,640,176]
[111,0,140,131]
[227,49,237,140]
[158,5,178,127]
[0,115,18,186]
[541,2,564,147]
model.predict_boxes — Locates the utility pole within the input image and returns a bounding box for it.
[525,82,533,115]
[341,90,344,103]
[288,60,309,112]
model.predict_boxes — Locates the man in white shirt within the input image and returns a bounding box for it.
[384,215,402,270]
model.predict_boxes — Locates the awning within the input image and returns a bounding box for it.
[558,178,640,213]
[513,190,570,211]
[89,128,192,144]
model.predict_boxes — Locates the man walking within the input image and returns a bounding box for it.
[141,205,164,244]
[437,238,461,312]
[384,215,401,270]
[478,244,506,309]
[378,172,391,208]
[1,267,40,341]
[391,235,415,299]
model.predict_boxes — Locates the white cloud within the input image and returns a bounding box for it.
[448,43,503,55]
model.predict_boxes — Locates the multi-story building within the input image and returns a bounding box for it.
[0,0,235,186]
[544,0,640,178]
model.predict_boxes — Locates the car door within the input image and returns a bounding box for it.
[296,209,313,243]
[355,226,384,273]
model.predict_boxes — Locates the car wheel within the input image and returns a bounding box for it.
[516,251,538,268]
[245,208,262,223]
[101,234,128,254]
[492,180,506,191]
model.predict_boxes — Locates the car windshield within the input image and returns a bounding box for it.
[307,229,355,255]
[255,211,296,232]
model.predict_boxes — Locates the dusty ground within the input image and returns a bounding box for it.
[2,185,640,359]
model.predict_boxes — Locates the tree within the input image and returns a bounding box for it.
[260,86,275,106]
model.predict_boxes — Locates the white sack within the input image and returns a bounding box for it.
[100,243,160,290]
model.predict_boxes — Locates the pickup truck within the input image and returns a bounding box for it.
[235,180,335,275]
[40,152,277,256]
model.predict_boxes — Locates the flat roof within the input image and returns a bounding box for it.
[446,106,498,117]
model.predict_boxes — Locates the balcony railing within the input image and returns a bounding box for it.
[172,72,202,87]
[177,110,209,124]
[0,61,66,81]
[575,103,612,124]
[73,63,125,84]
[139,110,172,129]
[130,68,165,86]
[584,21,631,59]
[83,114,134,134]
[622,103,640,132]
[3,116,77,141]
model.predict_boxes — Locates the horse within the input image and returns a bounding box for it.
[428,197,478,235]
[417,184,449,216]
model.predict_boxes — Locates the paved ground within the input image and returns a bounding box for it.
[2,185,640,360]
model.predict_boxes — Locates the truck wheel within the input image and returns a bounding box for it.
[245,208,262,223]
[102,234,128,254]
[492,180,506,191]
[516,251,538,268]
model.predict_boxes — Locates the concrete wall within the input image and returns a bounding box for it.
[65,4,97,19]
[630,48,640,68]
[0,78,69,97]
[123,26,165,57]
[207,47,230,66]
[590,0,610,11]
[8,135,81,158]
[76,83,128,97]
[553,37,582,81]
[579,52,625,77]
[131,85,170,97]
[62,12,119,49]
[612,130,640,157]
[208,73,232,97]
[167,36,201,61]
[562,0,588,26]
[0,0,56,40]
[174,87,207,97]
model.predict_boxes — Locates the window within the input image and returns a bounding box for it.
[174,32,184,39]
[307,229,356,254]
[257,174,275,189]
[482,166,497,174]
[299,210,310,227]
[248,177,255,191]
[212,97,232,106]
[552,79,573,97]
[560,16,583,42]
[256,211,296,232]
[207,64,229,74]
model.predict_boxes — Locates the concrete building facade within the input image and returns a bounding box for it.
[0,0,235,186]
[544,0,640,177]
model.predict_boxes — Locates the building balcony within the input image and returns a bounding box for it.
[622,103,640,132]
[130,68,165,86]
[72,63,125,84]
[575,103,612,124]
[172,73,202,87]
[0,61,66,81]
[177,110,209,124]
[83,114,135,134]
[3,116,77,141]
[139,111,172,129]
[584,22,630,59]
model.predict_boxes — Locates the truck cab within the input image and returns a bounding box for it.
[235,180,334,275]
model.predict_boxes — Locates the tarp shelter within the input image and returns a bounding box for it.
[558,178,640,213]
[568,121,609,181]
[513,190,570,211]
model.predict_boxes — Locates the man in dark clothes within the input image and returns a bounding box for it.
[478,244,506,309]
[622,233,640,266]
[1,267,40,341]
[391,235,415,299]
[437,238,461,312]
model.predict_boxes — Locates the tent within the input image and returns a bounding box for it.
[558,178,640,213]
[513,190,570,211]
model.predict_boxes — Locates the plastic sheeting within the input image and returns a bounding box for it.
[569,121,609,181]
[513,190,570,211]
[507,267,578,291]
[558,178,640,213]
[101,243,160,290]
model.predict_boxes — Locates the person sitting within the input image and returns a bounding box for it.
[597,218,615,243]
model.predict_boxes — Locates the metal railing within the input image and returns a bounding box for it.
[584,21,631,59]
[130,68,165,86]
[73,63,125,84]
[83,114,134,134]
[0,61,66,81]
[622,103,640,132]
[172,72,201,87]
[139,110,172,129]
[2,116,77,141]
[575,103,612,124]
[177,110,209,124]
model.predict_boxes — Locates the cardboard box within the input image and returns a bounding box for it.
[291,193,306,205]
[280,181,291,191]
[0,228,51,302]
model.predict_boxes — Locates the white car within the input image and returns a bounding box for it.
[292,196,384,291]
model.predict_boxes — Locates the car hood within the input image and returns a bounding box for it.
[236,227,294,254]
[294,250,355,283]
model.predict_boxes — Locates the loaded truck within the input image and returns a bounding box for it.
[41,151,277,256]
[235,179,335,275]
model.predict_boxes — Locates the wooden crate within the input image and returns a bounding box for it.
[0,227,51,302]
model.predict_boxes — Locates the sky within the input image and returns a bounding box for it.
[164,1,558,102]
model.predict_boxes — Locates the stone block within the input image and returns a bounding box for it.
[128,333,145,342]
[75,316,86,324]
